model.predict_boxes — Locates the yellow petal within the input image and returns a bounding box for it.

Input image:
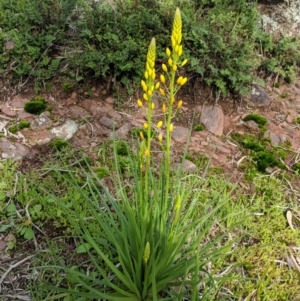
[166,47,171,57]
[168,58,173,67]
[137,99,143,107]
[143,93,148,101]
[140,131,144,139]
[159,88,165,96]
[172,65,177,72]
[177,76,183,85]
[162,103,166,113]
[143,122,148,129]
[181,59,188,67]
[169,123,174,132]
[160,74,166,84]
[162,64,168,72]
[151,102,155,109]
[144,149,150,157]
[155,82,160,89]
[144,71,149,79]
[170,97,175,104]
[157,121,163,128]
[178,45,183,57]
[181,77,188,85]
[158,133,163,142]
[177,100,183,109]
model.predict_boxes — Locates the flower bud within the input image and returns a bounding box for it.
[177,100,183,109]
[143,93,148,101]
[159,88,165,96]
[160,74,166,84]
[169,123,174,132]
[178,45,183,57]
[140,131,144,139]
[143,242,150,264]
[162,103,166,113]
[168,58,173,67]
[137,99,143,107]
[144,149,150,157]
[151,102,155,109]
[143,123,148,129]
[162,64,168,72]
[170,97,175,104]
[166,47,171,57]
[177,76,183,85]
[181,77,188,85]
[181,59,188,67]
[155,82,160,89]
[172,65,177,72]
[158,133,163,142]
[144,71,149,79]
[157,121,163,128]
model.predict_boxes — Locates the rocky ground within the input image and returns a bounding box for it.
[0,79,300,177]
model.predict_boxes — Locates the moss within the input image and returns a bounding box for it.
[295,116,300,124]
[8,125,18,134]
[194,124,204,131]
[254,151,282,172]
[242,140,264,152]
[94,167,110,179]
[243,113,267,126]
[18,121,30,129]
[293,163,300,173]
[115,140,129,156]
[274,82,280,88]
[50,139,70,151]
[24,98,46,115]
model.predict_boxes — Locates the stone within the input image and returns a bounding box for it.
[78,99,110,115]
[264,130,281,147]
[200,105,224,136]
[251,84,271,107]
[0,138,30,160]
[109,122,132,140]
[30,112,53,131]
[1,106,17,117]
[105,97,115,104]
[107,110,122,122]
[173,159,197,173]
[171,126,190,143]
[244,120,260,130]
[50,120,78,140]
[99,116,119,129]
[286,109,298,124]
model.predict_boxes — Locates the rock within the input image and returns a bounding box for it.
[173,159,197,173]
[1,106,17,117]
[99,116,119,129]
[107,110,122,122]
[264,130,281,147]
[171,126,190,143]
[0,138,30,160]
[30,112,53,131]
[244,120,260,130]
[105,97,115,104]
[78,99,110,115]
[68,106,91,119]
[286,109,298,124]
[200,105,224,136]
[50,120,78,140]
[109,122,132,140]
[251,84,271,107]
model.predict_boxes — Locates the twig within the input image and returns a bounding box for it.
[0,255,34,291]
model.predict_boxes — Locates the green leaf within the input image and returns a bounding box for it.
[23,227,34,240]
[6,202,16,213]
[0,191,6,201]
[0,224,13,232]
[76,243,92,254]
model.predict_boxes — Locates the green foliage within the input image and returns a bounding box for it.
[24,97,46,114]
[243,113,267,126]
[8,120,30,134]
[50,138,70,151]
[194,124,204,131]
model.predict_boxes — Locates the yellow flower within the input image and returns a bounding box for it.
[137,99,143,107]
[146,38,156,71]
[181,59,188,67]
[172,8,182,43]
[177,100,183,109]
[143,122,148,129]
[162,64,168,72]
[171,36,176,49]
[151,70,156,80]
[141,80,147,92]
[157,121,163,128]
[143,242,150,264]
[172,65,177,72]
[162,103,166,113]
[143,93,148,101]
[166,47,171,57]
[181,77,188,85]
[144,149,150,157]
[144,71,149,80]
[169,123,174,132]
[168,58,173,67]
[140,131,144,139]
[178,45,183,57]
[158,133,163,142]
[175,44,180,53]
[160,74,166,84]
[170,97,175,104]
[147,90,152,97]
[159,88,165,96]
[155,82,160,89]
[177,76,183,85]
[151,102,155,109]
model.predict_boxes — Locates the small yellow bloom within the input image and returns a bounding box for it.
[143,122,148,129]
[160,74,166,84]
[169,123,174,132]
[151,102,155,109]
[162,103,166,113]
[168,58,173,67]
[145,149,150,157]
[178,45,183,57]
[157,121,163,128]
[141,80,147,92]
[137,99,143,107]
[170,97,175,104]
[144,71,149,79]
[152,71,156,80]
[147,90,152,97]
[147,68,152,78]
[181,77,188,85]
[172,65,177,72]
[140,131,144,139]
[166,47,171,57]
[177,100,183,109]
[177,33,182,45]
[155,82,160,89]
[159,88,165,96]
[143,93,148,101]
[162,64,168,72]
[171,36,176,49]
[143,242,150,264]
[158,133,163,142]
[181,59,188,67]
[177,76,183,85]
[175,44,180,54]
